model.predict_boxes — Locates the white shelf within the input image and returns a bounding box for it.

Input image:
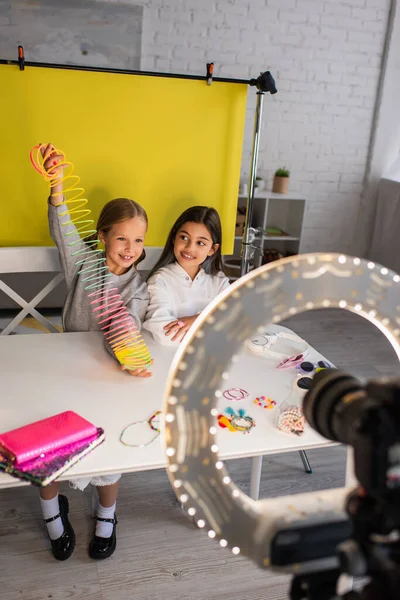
[235,235,300,241]
[232,193,306,268]
[238,193,306,201]
[264,236,300,241]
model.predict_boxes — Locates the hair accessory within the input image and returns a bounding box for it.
[223,388,249,400]
[277,353,306,370]
[120,411,161,448]
[218,408,255,433]
[30,144,152,369]
[253,396,276,410]
[277,406,305,436]
[247,331,309,360]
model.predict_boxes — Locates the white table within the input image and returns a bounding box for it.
[0,327,336,499]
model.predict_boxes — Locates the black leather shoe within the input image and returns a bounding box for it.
[44,494,76,561]
[88,515,118,560]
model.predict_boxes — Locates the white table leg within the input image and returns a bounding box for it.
[344,448,356,594]
[250,455,263,500]
[345,447,357,486]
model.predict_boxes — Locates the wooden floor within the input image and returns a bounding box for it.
[0,309,399,600]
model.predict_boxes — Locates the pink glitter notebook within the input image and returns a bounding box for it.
[0,411,105,487]
[0,428,105,487]
[0,411,98,465]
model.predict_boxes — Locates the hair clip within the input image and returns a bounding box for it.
[253,396,276,409]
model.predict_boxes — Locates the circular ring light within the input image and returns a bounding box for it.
[163,253,400,568]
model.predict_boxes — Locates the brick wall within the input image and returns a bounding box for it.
[134,0,390,253]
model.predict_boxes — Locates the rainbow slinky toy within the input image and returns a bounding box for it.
[30,144,152,370]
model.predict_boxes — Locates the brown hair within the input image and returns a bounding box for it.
[147,205,225,279]
[87,198,148,265]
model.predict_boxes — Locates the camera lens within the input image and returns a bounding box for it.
[303,369,366,443]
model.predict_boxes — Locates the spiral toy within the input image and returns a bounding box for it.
[30,144,152,369]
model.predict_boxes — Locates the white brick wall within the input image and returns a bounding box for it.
[130,0,391,253]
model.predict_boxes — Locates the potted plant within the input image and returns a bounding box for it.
[253,176,265,197]
[272,167,290,194]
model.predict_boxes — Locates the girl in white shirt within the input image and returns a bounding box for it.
[143,206,230,345]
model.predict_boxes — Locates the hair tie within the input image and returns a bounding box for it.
[223,388,249,400]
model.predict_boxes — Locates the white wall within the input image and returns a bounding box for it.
[136,0,391,253]
[1,0,393,253]
[355,0,400,257]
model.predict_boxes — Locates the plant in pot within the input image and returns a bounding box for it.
[272,167,290,194]
[254,175,265,196]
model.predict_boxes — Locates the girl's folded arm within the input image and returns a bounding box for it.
[142,278,180,346]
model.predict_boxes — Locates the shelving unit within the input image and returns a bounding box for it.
[224,192,306,277]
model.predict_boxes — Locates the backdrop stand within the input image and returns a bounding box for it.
[240,71,277,277]
[240,72,312,475]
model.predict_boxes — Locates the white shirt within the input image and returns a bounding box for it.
[143,262,230,345]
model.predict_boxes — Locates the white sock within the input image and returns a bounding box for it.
[95,502,116,538]
[40,494,64,540]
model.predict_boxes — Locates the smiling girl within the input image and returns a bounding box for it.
[143,206,229,345]
[38,143,151,563]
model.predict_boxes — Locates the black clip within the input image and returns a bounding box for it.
[18,46,25,71]
[206,62,214,86]
[18,45,25,70]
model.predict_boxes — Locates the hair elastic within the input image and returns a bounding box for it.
[223,388,249,400]
[30,144,152,369]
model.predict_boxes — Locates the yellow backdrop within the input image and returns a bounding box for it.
[0,64,247,252]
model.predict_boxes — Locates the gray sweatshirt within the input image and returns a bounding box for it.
[48,202,149,344]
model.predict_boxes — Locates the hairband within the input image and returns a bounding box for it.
[120,411,161,448]
[223,388,249,400]
[247,331,309,360]
[277,353,306,370]
[277,406,305,436]
[218,408,255,433]
[253,396,276,410]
